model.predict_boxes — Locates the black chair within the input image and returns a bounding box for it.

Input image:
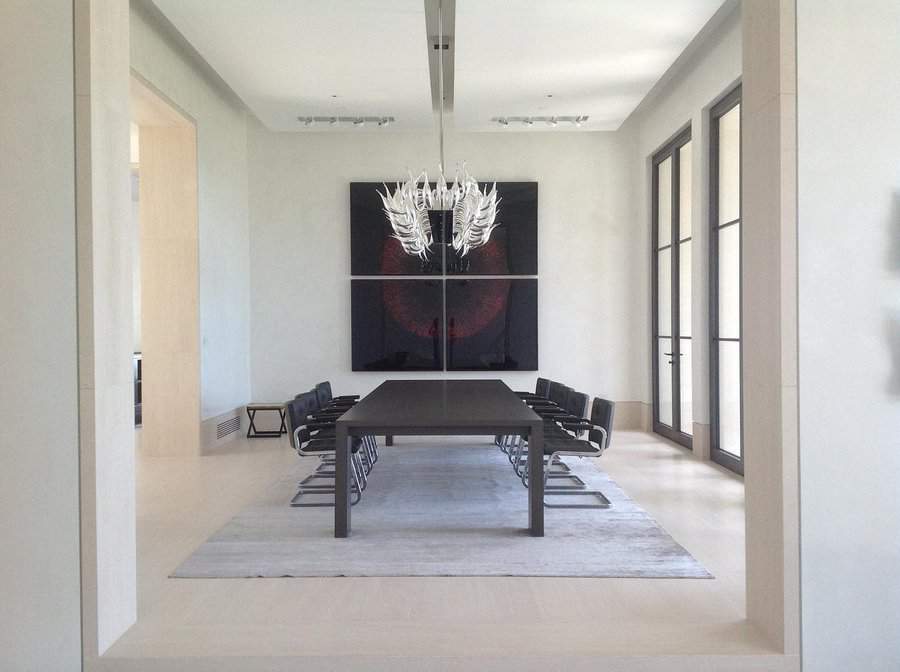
[285,392,368,507]
[314,381,360,410]
[296,382,377,468]
[320,382,381,468]
[500,379,568,459]
[541,389,591,485]
[525,380,570,415]
[509,387,586,480]
[522,397,616,508]
[496,378,552,447]
[514,377,551,401]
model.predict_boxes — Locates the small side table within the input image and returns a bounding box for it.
[246,403,287,438]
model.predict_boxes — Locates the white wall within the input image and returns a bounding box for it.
[0,1,82,669]
[248,124,640,411]
[130,1,251,420]
[619,3,741,444]
[797,1,900,669]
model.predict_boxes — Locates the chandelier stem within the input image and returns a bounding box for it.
[438,0,444,172]
[379,1,498,263]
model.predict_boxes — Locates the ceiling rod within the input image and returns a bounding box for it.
[438,0,444,170]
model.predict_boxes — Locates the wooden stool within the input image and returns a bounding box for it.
[246,403,287,438]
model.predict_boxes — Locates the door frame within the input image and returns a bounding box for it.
[709,84,744,475]
[651,124,693,449]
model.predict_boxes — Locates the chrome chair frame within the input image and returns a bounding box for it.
[520,397,616,509]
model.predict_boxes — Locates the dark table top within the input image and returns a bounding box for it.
[336,379,541,431]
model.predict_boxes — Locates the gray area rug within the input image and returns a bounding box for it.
[172,439,712,579]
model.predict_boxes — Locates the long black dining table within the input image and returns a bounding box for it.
[333,379,545,537]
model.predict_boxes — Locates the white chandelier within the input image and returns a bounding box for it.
[380,168,500,260]
[379,0,499,261]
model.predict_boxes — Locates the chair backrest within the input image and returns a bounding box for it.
[548,381,569,406]
[565,390,589,418]
[589,398,616,450]
[564,390,590,437]
[314,381,333,407]
[285,392,317,450]
[535,377,550,398]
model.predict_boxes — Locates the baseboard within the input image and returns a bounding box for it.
[200,407,244,453]
[614,401,652,431]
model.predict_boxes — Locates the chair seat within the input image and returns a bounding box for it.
[299,442,334,454]
[303,437,362,453]
[544,425,575,438]
[543,440,600,456]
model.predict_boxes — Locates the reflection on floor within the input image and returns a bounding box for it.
[98,431,782,671]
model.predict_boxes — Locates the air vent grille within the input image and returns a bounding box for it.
[217,416,240,440]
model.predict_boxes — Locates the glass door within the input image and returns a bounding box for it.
[710,85,743,474]
[652,128,692,449]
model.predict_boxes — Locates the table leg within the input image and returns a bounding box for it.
[334,423,351,538]
[385,434,394,446]
[528,422,544,536]
[278,409,287,435]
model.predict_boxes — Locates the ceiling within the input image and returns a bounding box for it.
[152,0,727,132]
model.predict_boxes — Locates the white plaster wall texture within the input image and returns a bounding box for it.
[248,125,639,406]
[131,4,251,420]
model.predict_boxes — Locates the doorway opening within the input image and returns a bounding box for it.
[129,75,201,457]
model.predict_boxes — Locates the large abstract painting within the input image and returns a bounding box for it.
[349,182,538,371]
[351,279,444,371]
[445,279,538,371]
[350,182,538,276]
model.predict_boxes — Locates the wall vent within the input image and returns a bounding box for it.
[216,415,240,440]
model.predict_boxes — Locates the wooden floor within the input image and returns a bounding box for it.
[95,431,797,672]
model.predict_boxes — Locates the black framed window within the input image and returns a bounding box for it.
[709,85,743,475]
[651,126,693,449]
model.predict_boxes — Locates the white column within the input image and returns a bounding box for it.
[742,0,801,655]
[74,0,137,657]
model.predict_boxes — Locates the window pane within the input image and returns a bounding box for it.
[718,105,740,224]
[679,240,691,337]
[657,248,671,335]
[718,341,741,457]
[718,223,740,339]
[680,338,692,434]
[657,157,671,248]
[658,338,673,427]
[679,141,692,240]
